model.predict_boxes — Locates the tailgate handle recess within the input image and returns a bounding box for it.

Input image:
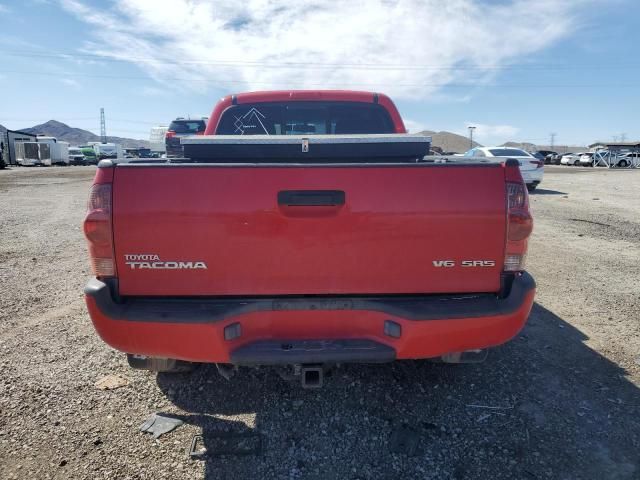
[278,190,345,207]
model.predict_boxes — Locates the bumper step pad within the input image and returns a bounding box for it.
[230,338,396,366]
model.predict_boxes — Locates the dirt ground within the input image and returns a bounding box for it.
[0,165,638,480]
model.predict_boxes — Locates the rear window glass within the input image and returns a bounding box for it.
[169,120,206,133]
[216,102,395,135]
[488,148,531,157]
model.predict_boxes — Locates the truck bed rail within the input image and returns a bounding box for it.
[180,133,431,162]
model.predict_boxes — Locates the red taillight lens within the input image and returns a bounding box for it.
[504,179,533,271]
[83,183,115,278]
[165,130,176,139]
[506,182,532,241]
[508,210,534,241]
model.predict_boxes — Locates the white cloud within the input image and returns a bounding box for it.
[59,77,81,88]
[59,0,588,99]
[404,119,430,133]
[140,86,165,96]
[0,33,41,48]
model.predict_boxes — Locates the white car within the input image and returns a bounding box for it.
[464,147,543,191]
[578,152,595,166]
[560,153,582,166]
[616,152,639,168]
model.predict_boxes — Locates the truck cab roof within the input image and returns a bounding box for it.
[204,90,406,135]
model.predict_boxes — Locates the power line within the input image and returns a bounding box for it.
[0,69,638,88]
[7,49,640,71]
[0,117,166,125]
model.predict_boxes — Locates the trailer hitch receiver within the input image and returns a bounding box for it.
[301,365,323,388]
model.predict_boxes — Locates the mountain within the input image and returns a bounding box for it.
[502,141,538,151]
[417,130,481,154]
[17,120,149,148]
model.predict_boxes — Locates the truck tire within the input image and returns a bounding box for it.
[127,354,196,373]
[618,160,628,168]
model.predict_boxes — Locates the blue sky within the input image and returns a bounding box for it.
[0,0,638,147]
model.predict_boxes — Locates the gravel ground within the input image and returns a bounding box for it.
[0,165,639,480]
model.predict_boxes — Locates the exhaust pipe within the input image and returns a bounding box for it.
[440,349,488,364]
[127,354,194,372]
[301,365,324,389]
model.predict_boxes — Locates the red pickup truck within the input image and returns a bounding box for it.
[84,90,535,387]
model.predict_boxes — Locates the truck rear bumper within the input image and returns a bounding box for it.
[84,273,535,364]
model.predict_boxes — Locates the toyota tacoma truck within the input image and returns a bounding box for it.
[83,90,535,387]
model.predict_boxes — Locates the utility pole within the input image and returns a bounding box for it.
[468,126,476,149]
[100,107,107,143]
[620,133,626,143]
[550,133,556,151]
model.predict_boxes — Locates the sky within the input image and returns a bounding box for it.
[0,0,638,147]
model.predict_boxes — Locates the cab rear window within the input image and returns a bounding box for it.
[216,102,394,135]
[169,120,206,133]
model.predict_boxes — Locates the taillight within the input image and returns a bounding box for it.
[529,160,544,169]
[83,183,115,278]
[504,161,533,272]
[165,130,176,139]
[506,182,533,241]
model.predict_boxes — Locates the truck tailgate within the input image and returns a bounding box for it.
[113,164,506,296]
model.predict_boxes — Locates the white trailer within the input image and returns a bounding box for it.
[93,143,123,161]
[36,137,70,165]
[15,142,41,166]
[38,143,52,166]
[52,142,70,165]
[149,126,168,153]
[6,129,37,166]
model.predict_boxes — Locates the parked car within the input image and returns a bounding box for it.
[79,146,98,165]
[560,152,582,166]
[463,147,543,191]
[68,147,87,165]
[534,150,557,164]
[578,152,595,166]
[588,150,636,168]
[548,152,566,165]
[165,118,207,157]
[82,90,535,385]
[615,152,639,167]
